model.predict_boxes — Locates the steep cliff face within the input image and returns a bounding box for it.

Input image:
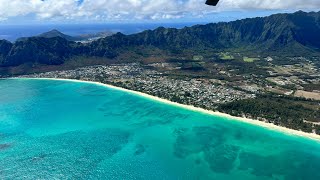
[1,37,79,66]
[0,40,12,64]
[91,11,320,55]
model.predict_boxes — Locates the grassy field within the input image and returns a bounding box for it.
[219,52,234,60]
[294,90,320,101]
[193,55,204,61]
[243,57,260,62]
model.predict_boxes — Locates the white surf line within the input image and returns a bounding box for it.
[10,77,320,142]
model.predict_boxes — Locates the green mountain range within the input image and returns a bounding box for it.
[0,10,319,67]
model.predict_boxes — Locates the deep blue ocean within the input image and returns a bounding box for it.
[0,23,198,42]
[0,79,320,179]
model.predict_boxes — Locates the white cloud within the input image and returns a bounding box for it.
[221,0,320,10]
[0,0,319,22]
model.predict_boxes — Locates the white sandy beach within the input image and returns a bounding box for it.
[10,77,320,142]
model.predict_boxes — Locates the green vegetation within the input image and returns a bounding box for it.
[193,55,204,61]
[243,57,260,62]
[302,83,320,91]
[219,52,234,60]
[218,95,320,134]
[181,62,205,71]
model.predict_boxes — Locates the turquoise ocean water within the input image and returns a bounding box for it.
[0,79,320,179]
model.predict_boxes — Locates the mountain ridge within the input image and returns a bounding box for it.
[0,10,319,67]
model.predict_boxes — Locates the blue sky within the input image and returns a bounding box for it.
[0,0,319,24]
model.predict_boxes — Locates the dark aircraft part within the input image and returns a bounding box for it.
[206,0,219,6]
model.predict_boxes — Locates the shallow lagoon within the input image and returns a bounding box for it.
[0,79,320,179]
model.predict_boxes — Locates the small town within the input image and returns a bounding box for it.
[19,63,256,110]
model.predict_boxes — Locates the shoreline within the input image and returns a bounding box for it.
[7,77,320,142]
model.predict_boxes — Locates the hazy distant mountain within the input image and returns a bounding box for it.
[0,11,319,67]
[16,29,114,42]
[75,31,115,42]
[16,29,75,42]
[39,29,76,40]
